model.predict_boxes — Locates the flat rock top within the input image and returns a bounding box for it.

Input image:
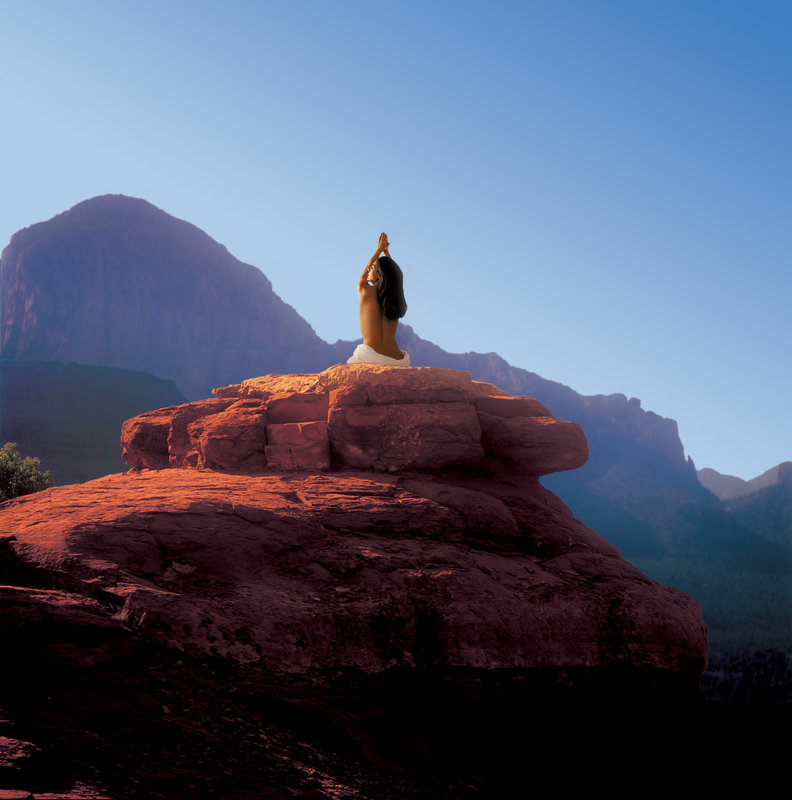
[214,364,498,400]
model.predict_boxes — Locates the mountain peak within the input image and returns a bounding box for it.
[7,194,176,245]
[0,195,325,397]
[69,192,159,213]
[61,194,205,235]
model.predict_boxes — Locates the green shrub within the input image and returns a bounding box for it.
[0,442,53,502]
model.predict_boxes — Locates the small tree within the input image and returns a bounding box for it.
[0,442,53,502]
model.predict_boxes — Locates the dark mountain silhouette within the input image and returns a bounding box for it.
[1,195,789,665]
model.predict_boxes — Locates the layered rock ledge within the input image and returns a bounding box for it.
[121,364,588,477]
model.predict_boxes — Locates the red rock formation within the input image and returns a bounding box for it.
[0,365,710,797]
[121,364,589,478]
[4,364,705,678]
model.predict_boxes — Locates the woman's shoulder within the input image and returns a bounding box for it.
[358,281,378,298]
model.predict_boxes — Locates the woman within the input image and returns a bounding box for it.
[347,232,410,366]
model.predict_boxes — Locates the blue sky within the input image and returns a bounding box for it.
[1,0,789,480]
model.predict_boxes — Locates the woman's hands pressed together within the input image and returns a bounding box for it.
[360,232,391,288]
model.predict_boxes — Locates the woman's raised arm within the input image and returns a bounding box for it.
[358,232,390,288]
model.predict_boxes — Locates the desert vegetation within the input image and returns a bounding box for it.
[0,441,52,501]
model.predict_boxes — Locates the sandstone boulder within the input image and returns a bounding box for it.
[122,365,587,478]
[119,405,181,470]
[478,412,589,475]
[328,399,484,472]
[185,400,269,471]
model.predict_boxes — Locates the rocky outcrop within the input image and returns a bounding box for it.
[14,364,704,677]
[0,365,711,796]
[0,466,705,675]
[121,364,588,478]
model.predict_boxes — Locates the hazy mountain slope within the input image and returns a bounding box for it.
[0,195,338,399]
[0,360,186,485]
[725,480,792,549]
[698,467,753,500]
[698,462,791,500]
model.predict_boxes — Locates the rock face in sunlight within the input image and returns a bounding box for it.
[0,366,709,798]
[122,364,589,479]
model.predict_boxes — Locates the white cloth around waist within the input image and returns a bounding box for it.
[346,344,411,366]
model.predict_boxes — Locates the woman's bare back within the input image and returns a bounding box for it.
[358,284,403,359]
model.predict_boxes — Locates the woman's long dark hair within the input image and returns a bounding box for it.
[376,256,407,320]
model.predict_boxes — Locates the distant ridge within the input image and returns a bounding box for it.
[698,462,792,500]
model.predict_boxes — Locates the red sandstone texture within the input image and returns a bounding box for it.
[122,364,588,478]
[2,365,707,677]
